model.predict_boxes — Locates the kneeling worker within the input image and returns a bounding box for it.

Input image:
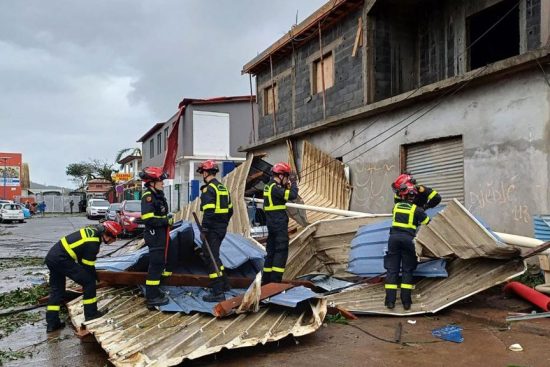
[45,221,122,332]
[385,183,430,311]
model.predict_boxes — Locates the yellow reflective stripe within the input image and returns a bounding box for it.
[284,189,290,201]
[203,182,231,214]
[85,228,95,238]
[82,297,97,305]
[161,271,172,277]
[141,212,167,219]
[264,182,287,211]
[428,190,438,201]
[385,284,398,289]
[421,216,430,225]
[146,279,160,285]
[392,204,417,229]
[47,305,60,311]
[81,258,95,266]
[142,191,151,196]
[61,238,78,261]
[263,267,273,272]
[202,204,216,210]
[401,283,415,289]
[209,272,220,279]
[272,266,285,273]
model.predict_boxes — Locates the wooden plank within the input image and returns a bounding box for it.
[213,283,294,318]
[352,17,363,57]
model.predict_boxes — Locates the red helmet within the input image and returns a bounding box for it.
[398,182,417,198]
[102,221,122,238]
[391,173,414,193]
[272,162,291,175]
[196,160,219,174]
[139,167,168,183]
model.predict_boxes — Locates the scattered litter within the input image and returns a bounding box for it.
[407,319,416,325]
[432,325,464,343]
[508,343,523,352]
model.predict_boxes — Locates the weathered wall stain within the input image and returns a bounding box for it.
[353,162,396,210]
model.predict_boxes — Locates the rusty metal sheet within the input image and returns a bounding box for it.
[67,287,327,366]
[327,258,526,315]
[415,199,520,259]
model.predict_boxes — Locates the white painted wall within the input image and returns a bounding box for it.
[192,111,230,157]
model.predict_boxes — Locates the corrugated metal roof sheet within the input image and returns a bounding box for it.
[415,199,520,259]
[533,215,550,241]
[67,287,327,366]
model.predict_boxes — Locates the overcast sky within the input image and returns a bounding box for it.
[0,0,326,188]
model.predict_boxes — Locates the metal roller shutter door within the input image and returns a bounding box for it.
[406,137,464,204]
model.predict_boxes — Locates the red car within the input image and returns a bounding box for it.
[116,200,144,237]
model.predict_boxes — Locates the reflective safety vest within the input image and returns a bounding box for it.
[60,227,99,263]
[201,182,233,214]
[263,182,290,211]
[391,202,429,230]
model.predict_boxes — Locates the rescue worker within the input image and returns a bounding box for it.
[385,183,430,311]
[391,173,441,209]
[197,160,233,302]
[45,221,122,332]
[139,167,173,307]
[261,162,298,284]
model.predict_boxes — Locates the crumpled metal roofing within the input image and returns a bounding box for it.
[67,287,327,366]
[348,215,447,278]
[415,199,520,259]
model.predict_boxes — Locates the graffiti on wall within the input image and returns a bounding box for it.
[353,161,396,211]
[467,176,531,224]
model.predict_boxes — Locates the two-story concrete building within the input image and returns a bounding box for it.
[139,96,258,211]
[241,0,550,236]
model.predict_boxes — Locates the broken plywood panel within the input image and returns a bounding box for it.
[67,287,327,367]
[327,257,526,315]
[415,199,520,259]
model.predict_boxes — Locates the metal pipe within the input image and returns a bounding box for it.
[494,232,550,254]
[244,197,390,218]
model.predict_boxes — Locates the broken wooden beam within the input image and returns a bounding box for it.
[97,270,315,289]
[213,283,294,318]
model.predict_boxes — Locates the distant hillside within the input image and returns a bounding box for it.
[30,181,74,191]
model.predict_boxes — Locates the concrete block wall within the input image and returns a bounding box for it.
[526,0,542,49]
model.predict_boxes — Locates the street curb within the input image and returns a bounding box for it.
[449,308,550,337]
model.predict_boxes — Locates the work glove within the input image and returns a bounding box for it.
[167,213,174,226]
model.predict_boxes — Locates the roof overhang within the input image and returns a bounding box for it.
[136,123,165,143]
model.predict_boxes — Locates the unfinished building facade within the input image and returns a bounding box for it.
[242,0,550,236]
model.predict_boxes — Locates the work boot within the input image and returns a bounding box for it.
[403,303,411,311]
[147,294,169,307]
[261,271,271,286]
[203,279,226,302]
[385,289,397,310]
[400,289,413,311]
[85,309,107,322]
[46,320,66,333]
[221,273,231,292]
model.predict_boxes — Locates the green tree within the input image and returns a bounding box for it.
[90,159,118,186]
[65,162,94,190]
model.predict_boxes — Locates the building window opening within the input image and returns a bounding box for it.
[264,84,278,116]
[468,0,519,70]
[313,52,334,94]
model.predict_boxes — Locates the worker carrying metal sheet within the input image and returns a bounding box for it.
[261,162,299,284]
[45,221,122,332]
[385,182,430,310]
[139,166,173,307]
[197,160,233,302]
[391,173,441,209]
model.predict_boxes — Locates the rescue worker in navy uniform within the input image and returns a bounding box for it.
[391,173,441,209]
[139,166,173,307]
[45,221,122,332]
[197,160,233,302]
[261,162,298,284]
[385,183,430,311]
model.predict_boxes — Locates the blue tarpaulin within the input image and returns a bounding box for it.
[432,325,464,343]
[348,208,448,277]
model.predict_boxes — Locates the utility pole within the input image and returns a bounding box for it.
[0,157,10,200]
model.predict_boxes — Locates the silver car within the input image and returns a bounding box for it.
[105,203,122,221]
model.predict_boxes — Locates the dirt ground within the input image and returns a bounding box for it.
[1,216,549,367]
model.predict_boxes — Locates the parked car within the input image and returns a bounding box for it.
[86,199,110,219]
[105,203,122,221]
[116,200,143,236]
[0,203,24,223]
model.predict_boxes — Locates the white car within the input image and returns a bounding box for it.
[86,199,110,219]
[0,203,24,223]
